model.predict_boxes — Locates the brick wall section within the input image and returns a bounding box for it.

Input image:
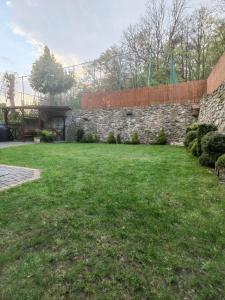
[207,51,225,94]
[81,80,206,109]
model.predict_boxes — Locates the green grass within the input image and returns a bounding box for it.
[0,144,225,299]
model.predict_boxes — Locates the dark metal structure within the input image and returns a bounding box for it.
[1,105,71,141]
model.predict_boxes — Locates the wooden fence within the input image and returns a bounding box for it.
[207,51,225,94]
[81,80,207,109]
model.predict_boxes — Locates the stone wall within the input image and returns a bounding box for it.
[199,82,225,133]
[66,104,197,144]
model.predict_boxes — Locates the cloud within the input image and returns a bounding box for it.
[10,23,80,66]
[6,1,12,7]
[7,0,146,68]
[10,23,44,55]
[0,55,12,62]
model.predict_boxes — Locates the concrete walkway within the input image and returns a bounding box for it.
[0,142,33,149]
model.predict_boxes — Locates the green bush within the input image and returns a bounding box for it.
[184,130,197,147]
[201,131,225,156]
[131,132,140,144]
[76,128,84,142]
[80,136,86,143]
[155,128,167,145]
[86,133,94,143]
[216,154,225,169]
[199,152,218,168]
[94,135,100,143]
[197,124,217,140]
[196,123,217,156]
[40,130,56,143]
[107,133,116,144]
[186,123,200,134]
[190,138,198,156]
[116,134,121,144]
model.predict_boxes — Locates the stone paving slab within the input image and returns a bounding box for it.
[0,165,41,191]
[0,142,33,149]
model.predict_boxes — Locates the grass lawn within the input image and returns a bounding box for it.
[0,144,225,299]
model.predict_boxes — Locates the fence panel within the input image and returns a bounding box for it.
[81,80,207,109]
[207,51,225,94]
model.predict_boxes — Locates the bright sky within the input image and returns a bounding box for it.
[0,0,215,75]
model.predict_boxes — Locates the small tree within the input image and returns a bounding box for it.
[155,128,167,145]
[107,133,116,144]
[3,72,15,107]
[29,46,74,105]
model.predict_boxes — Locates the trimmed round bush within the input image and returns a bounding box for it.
[131,132,140,144]
[216,154,225,169]
[190,138,198,156]
[116,134,121,144]
[86,133,94,143]
[155,128,167,145]
[215,154,225,180]
[76,128,84,142]
[197,124,217,139]
[184,130,197,147]
[199,152,218,167]
[201,131,225,155]
[196,123,217,156]
[107,133,116,144]
[186,123,199,134]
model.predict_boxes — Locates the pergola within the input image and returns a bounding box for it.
[1,105,71,141]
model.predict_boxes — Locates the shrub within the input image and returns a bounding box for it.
[196,123,217,156]
[190,138,198,156]
[86,133,94,143]
[116,134,121,144]
[215,154,225,179]
[94,135,100,143]
[76,128,84,142]
[216,154,225,169]
[186,123,200,134]
[197,124,217,140]
[199,153,218,168]
[155,128,167,145]
[81,136,87,143]
[40,130,56,143]
[201,131,225,156]
[107,133,116,144]
[131,132,140,144]
[184,130,197,147]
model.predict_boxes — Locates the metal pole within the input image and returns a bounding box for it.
[21,76,25,105]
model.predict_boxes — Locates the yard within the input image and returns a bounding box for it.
[0,144,225,299]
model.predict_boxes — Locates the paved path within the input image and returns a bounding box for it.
[0,165,40,191]
[0,142,33,149]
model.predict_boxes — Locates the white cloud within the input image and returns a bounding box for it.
[7,0,146,69]
[10,23,44,55]
[8,0,212,73]
[6,1,12,7]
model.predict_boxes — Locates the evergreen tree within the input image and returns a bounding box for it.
[30,46,74,105]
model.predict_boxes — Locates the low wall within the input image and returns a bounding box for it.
[66,104,197,144]
[199,82,225,132]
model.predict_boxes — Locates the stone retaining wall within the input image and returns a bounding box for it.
[199,82,225,133]
[66,104,197,144]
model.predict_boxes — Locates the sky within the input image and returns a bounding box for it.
[0,0,215,75]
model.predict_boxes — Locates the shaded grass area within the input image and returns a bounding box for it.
[0,144,225,299]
